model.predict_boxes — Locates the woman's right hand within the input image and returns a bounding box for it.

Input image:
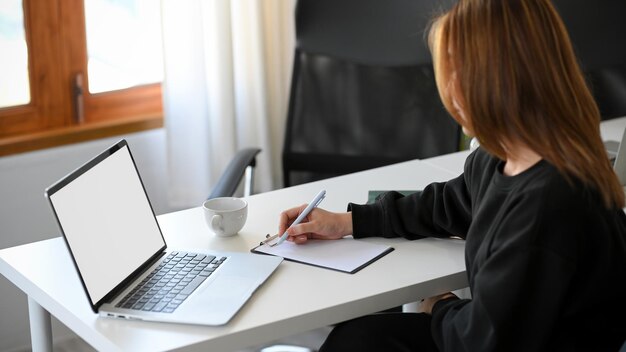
[277,205,353,244]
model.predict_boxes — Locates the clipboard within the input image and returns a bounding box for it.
[251,236,394,274]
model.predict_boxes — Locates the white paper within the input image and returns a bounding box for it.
[254,238,392,273]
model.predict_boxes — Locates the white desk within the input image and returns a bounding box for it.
[600,116,626,141]
[422,150,471,176]
[0,159,467,352]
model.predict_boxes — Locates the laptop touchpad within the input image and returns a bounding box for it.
[200,274,255,300]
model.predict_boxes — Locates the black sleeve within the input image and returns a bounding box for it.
[348,153,475,240]
[430,203,578,351]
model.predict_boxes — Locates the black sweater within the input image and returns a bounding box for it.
[349,148,626,351]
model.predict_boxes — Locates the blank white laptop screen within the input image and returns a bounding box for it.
[48,145,165,304]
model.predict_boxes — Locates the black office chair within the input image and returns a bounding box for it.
[282,0,460,187]
[207,148,261,199]
[552,0,626,120]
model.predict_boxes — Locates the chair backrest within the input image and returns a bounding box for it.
[552,0,626,120]
[282,0,460,187]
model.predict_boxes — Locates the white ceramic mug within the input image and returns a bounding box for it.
[202,197,248,237]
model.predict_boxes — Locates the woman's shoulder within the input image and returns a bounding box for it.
[526,161,601,207]
[464,147,498,169]
[518,161,593,210]
[463,147,616,213]
[462,147,501,184]
[467,148,609,217]
[517,161,626,240]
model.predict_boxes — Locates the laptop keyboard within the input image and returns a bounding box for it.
[116,251,226,313]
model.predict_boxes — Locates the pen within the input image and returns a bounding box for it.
[274,190,326,246]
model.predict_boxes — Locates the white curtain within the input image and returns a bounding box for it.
[161,0,295,209]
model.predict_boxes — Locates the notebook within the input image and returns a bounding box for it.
[252,238,393,274]
[605,127,626,186]
[45,139,282,326]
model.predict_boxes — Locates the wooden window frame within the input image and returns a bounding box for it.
[0,0,163,157]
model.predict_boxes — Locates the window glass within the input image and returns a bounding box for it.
[84,0,163,94]
[0,0,30,108]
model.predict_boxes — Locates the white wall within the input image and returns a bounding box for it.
[0,128,177,351]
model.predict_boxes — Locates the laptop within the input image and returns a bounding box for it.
[45,139,282,326]
[605,127,626,186]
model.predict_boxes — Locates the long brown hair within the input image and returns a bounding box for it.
[429,0,624,208]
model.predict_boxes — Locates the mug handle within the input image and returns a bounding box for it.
[211,214,224,235]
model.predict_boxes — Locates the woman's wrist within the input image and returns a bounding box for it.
[340,212,353,237]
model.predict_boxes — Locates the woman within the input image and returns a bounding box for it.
[277,0,626,350]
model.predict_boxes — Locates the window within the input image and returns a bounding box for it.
[0,0,30,109]
[0,0,164,156]
[84,0,164,94]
